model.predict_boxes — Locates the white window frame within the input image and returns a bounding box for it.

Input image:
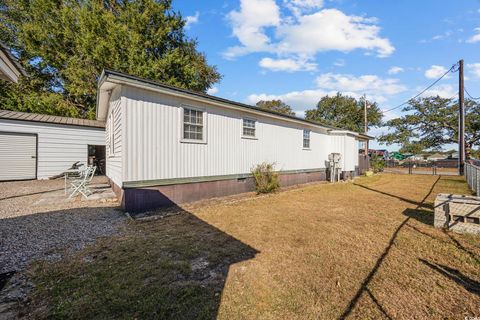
[242,118,257,139]
[303,129,311,149]
[180,105,207,144]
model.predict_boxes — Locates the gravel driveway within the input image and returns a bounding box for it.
[0,177,126,273]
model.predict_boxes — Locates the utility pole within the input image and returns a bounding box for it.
[363,95,369,155]
[459,59,465,176]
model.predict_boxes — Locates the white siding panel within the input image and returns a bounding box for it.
[105,86,123,186]
[123,86,335,182]
[0,119,104,179]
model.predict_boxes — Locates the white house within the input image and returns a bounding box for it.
[96,69,371,212]
[0,42,26,83]
[0,110,105,180]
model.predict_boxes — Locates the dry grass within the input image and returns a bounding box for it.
[25,174,480,319]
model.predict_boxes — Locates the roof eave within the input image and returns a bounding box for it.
[98,69,359,133]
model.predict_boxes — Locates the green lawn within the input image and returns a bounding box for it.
[25,174,480,319]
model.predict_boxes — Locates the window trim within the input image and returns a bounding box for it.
[303,129,311,150]
[241,117,258,139]
[180,105,208,144]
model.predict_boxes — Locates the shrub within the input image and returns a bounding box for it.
[251,162,280,194]
[370,153,385,173]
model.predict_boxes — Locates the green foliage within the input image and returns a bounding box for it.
[251,162,280,194]
[378,97,480,158]
[370,153,385,173]
[255,100,296,116]
[305,93,383,132]
[0,0,221,119]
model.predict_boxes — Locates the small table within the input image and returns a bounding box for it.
[64,168,83,194]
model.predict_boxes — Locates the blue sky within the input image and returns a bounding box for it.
[174,0,480,150]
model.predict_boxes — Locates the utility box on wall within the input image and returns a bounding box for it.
[434,194,480,234]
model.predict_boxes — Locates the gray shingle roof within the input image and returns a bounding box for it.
[0,110,105,128]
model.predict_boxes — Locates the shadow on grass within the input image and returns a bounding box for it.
[17,205,259,319]
[339,176,441,319]
[419,259,480,295]
[403,208,434,226]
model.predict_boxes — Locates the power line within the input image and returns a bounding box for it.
[464,87,480,100]
[382,62,458,113]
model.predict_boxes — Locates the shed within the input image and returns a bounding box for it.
[96,69,372,213]
[0,110,105,180]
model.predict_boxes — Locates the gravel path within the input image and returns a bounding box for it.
[0,177,126,273]
[0,178,127,318]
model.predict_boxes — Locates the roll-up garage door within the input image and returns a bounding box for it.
[0,132,37,181]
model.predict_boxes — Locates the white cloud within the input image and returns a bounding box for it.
[185,12,200,29]
[315,73,406,95]
[224,0,280,59]
[333,59,346,67]
[467,27,480,43]
[207,87,219,95]
[424,65,450,79]
[259,57,317,72]
[388,66,404,75]
[420,84,456,98]
[276,9,394,58]
[246,72,405,112]
[467,63,480,78]
[284,0,323,16]
[224,2,394,66]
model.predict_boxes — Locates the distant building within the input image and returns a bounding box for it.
[427,153,447,161]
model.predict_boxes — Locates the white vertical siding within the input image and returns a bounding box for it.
[105,86,123,186]
[0,119,105,179]
[329,134,358,172]
[121,86,339,183]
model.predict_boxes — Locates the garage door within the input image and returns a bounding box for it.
[0,132,37,181]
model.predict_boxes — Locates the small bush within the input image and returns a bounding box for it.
[370,153,385,173]
[251,162,280,194]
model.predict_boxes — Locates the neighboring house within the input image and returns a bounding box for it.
[0,42,26,83]
[409,154,425,161]
[96,69,371,212]
[427,153,446,161]
[0,110,105,180]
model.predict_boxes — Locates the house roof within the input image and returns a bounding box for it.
[0,42,27,82]
[0,109,105,129]
[97,69,374,140]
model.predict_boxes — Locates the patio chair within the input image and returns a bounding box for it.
[68,166,97,199]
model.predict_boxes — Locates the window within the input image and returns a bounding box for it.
[243,118,256,137]
[183,107,204,141]
[303,130,310,149]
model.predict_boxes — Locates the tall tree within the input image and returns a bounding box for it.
[256,100,296,116]
[305,93,383,132]
[0,0,221,118]
[378,96,480,158]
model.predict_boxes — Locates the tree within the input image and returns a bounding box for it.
[0,0,221,118]
[256,100,296,116]
[378,96,480,158]
[305,93,383,132]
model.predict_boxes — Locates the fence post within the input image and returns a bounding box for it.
[475,168,480,196]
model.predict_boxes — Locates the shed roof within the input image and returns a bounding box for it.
[97,69,374,140]
[0,109,105,128]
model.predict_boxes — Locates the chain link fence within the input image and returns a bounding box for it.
[465,162,480,195]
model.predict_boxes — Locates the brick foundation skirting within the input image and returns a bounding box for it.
[109,170,332,213]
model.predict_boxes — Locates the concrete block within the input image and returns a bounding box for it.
[434,193,480,234]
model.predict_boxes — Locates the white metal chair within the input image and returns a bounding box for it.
[68,166,96,199]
